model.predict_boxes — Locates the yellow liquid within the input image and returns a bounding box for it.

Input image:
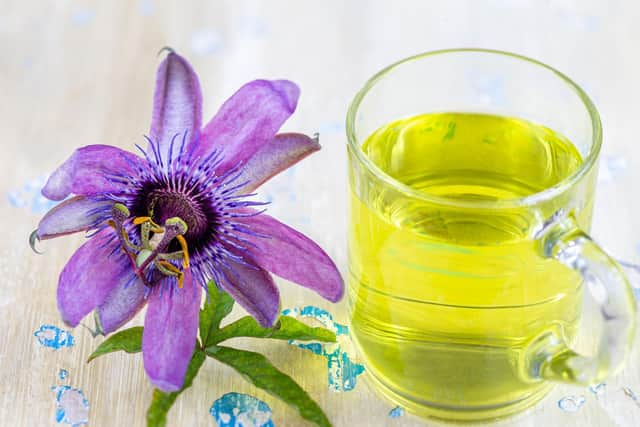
[348,113,587,420]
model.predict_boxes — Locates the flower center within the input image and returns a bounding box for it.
[109,203,191,288]
[145,189,209,242]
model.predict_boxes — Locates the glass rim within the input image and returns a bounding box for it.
[345,48,602,210]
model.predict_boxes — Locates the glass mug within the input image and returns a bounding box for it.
[346,49,636,421]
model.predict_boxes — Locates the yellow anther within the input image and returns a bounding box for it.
[133,216,164,233]
[133,216,153,225]
[157,260,181,274]
[106,220,116,229]
[157,261,184,288]
[176,235,190,268]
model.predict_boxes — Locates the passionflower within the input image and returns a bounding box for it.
[32,50,343,392]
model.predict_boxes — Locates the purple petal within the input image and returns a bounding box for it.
[195,80,300,175]
[42,145,144,201]
[149,51,202,163]
[143,269,200,392]
[97,276,147,334]
[239,133,321,193]
[57,229,129,327]
[37,196,113,240]
[235,212,344,302]
[216,254,280,327]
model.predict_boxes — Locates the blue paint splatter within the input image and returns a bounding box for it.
[51,386,89,426]
[598,155,628,184]
[558,12,601,32]
[329,351,365,392]
[588,383,606,399]
[260,166,309,227]
[294,341,324,355]
[210,392,274,427]
[139,0,155,16]
[59,369,69,381]
[318,121,344,134]
[606,155,628,173]
[22,56,34,70]
[236,16,268,39]
[190,28,223,56]
[282,306,365,392]
[557,395,585,412]
[465,70,507,108]
[34,325,75,350]
[7,175,57,214]
[388,406,405,418]
[71,9,95,26]
[623,387,640,407]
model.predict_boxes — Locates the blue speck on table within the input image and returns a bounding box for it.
[318,121,345,134]
[190,28,223,56]
[598,154,628,184]
[34,325,74,350]
[623,387,640,407]
[558,12,601,32]
[7,175,58,214]
[557,395,586,412]
[236,16,268,39]
[51,385,89,427]
[388,406,405,418]
[210,392,274,427]
[588,383,606,399]
[282,306,365,392]
[58,369,69,381]
[70,9,95,26]
[138,0,155,16]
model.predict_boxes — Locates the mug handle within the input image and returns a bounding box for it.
[525,210,636,385]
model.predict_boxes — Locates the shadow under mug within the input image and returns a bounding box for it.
[346,48,636,421]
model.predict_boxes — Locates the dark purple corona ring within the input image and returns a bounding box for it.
[33,50,343,392]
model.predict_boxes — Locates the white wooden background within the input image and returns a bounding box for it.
[1,1,639,426]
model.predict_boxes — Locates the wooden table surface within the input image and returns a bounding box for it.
[2,1,640,426]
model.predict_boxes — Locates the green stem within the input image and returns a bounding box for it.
[146,350,206,427]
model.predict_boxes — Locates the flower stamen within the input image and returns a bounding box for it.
[133,216,164,234]
[110,204,191,289]
[155,260,185,288]
[111,204,147,284]
[175,234,190,269]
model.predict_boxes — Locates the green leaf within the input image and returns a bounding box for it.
[206,346,332,427]
[210,315,336,345]
[199,281,235,347]
[86,327,143,363]
[146,350,206,427]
